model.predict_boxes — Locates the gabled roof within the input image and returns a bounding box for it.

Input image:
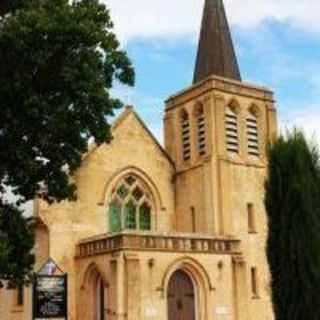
[112,106,175,167]
[193,0,241,84]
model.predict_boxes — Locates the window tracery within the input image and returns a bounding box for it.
[108,174,153,232]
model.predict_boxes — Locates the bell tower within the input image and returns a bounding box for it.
[164,0,277,236]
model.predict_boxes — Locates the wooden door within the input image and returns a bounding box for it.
[96,279,106,320]
[168,270,195,320]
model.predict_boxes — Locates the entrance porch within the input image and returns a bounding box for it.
[75,231,245,320]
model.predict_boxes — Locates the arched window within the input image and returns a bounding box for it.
[108,174,153,232]
[196,105,206,156]
[181,110,191,161]
[225,103,239,153]
[247,108,259,156]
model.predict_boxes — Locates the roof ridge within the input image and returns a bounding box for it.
[113,107,175,167]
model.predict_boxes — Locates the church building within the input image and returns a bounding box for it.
[0,0,277,319]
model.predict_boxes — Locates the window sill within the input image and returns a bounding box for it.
[248,230,258,235]
[252,295,260,300]
[246,156,266,168]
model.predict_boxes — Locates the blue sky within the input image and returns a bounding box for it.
[106,0,320,144]
[18,0,320,216]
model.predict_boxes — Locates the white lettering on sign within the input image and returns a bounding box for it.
[216,306,229,315]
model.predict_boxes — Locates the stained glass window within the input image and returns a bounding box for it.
[133,187,143,201]
[117,185,129,199]
[125,201,136,229]
[140,203,151,230]
[125,175,136,186]
[108,174,153,232]
[109,200,121,233]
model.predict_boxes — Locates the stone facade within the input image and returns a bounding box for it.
[0,1,278,319]
[0,75,277,320]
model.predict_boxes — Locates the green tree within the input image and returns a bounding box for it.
[0,0,134,282]
[0,204,34,287]
[265,130,320,320]
[0,0,25,15]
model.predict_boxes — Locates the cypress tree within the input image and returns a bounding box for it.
[265,130,320,320]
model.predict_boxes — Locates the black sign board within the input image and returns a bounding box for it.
[33,259,67,319]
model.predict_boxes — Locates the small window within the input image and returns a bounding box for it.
[191,206,196,233]
[225,105,239,153]
[17,284,24,306]
[247,109,259,156]
[196,106,206,156]
[251,267,259,297]
[181,110,191,161]
[248,203,256,233]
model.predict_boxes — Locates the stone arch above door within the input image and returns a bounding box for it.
[160,257,215,296]
[81,262,108,290]
[79,262,109,320]
[160,257,214,320]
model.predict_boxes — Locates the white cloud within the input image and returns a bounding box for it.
[105,0,320,43]
[280,72,320,143]
[105,0,320,146]
[1,187,33,217]
[281,107,320,145]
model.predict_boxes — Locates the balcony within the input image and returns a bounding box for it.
[76,231,241,258]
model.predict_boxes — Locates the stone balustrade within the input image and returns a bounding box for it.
[76,232,240,258]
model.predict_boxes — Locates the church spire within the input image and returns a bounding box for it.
[193,0,241,84]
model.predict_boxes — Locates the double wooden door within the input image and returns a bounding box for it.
[168,270,196,320]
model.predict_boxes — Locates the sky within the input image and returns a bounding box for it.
[105,0,320,144]
[14,0,320,216]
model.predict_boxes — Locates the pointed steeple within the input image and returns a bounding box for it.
[193,0,241,84]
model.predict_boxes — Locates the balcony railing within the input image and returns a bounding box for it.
[76,231,240,258]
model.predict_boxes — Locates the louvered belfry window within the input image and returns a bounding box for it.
[225,106,239,153]
[197,106,206,156]
[181,110,191,161]
[246,111,259,156]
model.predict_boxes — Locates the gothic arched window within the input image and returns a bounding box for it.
[225,103,239,153]
[108,174,153,232]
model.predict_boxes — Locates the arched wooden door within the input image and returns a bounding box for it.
[167,270,196,320]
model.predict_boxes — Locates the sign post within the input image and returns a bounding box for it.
[33,259,67,320]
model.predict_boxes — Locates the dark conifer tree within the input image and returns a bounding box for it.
[265,130,320,320]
